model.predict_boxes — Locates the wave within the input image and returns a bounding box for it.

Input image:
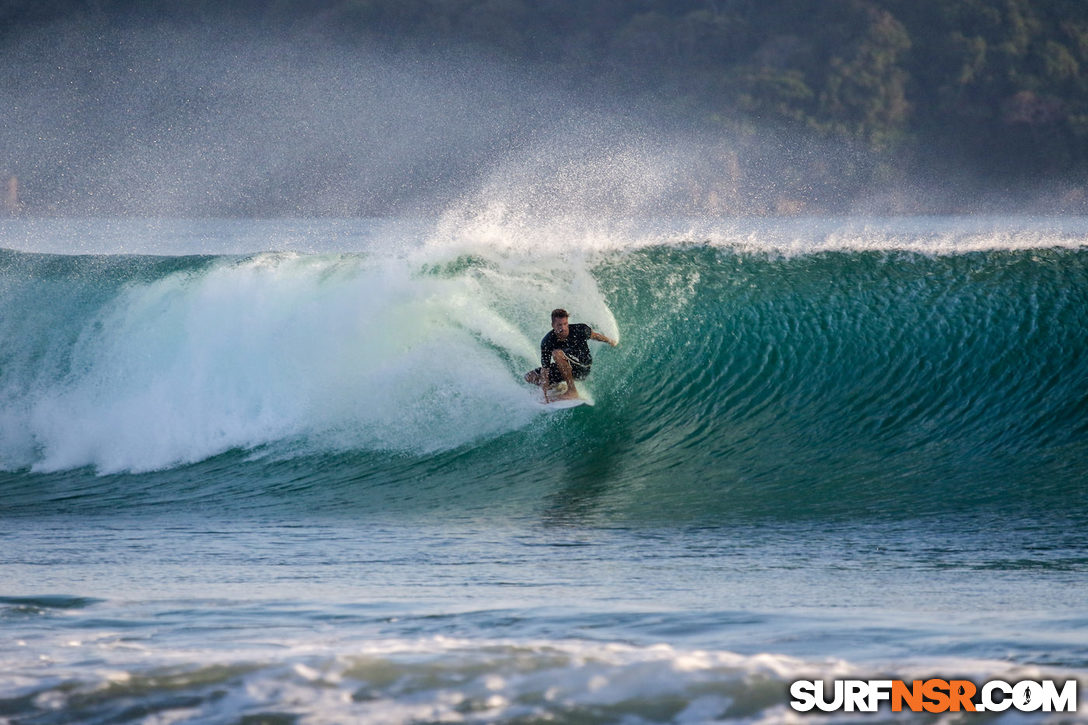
[2,221,1087,519]
[0,247,616,473]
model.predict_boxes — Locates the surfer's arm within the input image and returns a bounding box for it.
[590,331,618,347]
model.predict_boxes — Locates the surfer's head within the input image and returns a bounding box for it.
[551,308,569,339]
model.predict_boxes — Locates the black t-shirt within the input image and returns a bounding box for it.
[541,323,593,371]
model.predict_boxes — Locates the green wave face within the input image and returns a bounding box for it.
[1,244,1086,522]
[588,247,1088,520]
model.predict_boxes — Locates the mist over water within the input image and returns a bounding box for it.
[4,21,568,216]
[2,16,946,220]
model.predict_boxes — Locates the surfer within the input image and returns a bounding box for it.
[525,308,617,401]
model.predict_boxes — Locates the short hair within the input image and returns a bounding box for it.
[551,308,569,321]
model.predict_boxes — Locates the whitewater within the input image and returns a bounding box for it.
[2,215,1087,723]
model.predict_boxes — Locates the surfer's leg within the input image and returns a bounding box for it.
[551,350,579,399]
[526,366,556,400]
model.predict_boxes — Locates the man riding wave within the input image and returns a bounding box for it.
[524,308,617,401]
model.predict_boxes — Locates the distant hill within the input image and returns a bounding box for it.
[2,0,1086,215]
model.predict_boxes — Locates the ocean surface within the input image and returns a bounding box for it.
[2,215,1087,723]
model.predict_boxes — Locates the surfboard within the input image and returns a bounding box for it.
[541,396,591,409]
[537,383,594,409]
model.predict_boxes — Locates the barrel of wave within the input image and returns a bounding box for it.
[18,249,622,474]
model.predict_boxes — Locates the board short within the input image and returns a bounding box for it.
[534,361,590,384]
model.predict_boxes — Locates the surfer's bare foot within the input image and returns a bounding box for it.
[556,389,580,400]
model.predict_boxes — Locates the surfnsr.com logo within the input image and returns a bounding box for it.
[790,679,1078,714]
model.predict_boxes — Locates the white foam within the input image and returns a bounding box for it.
[17,248,617,473]
[14,633,1086,724]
